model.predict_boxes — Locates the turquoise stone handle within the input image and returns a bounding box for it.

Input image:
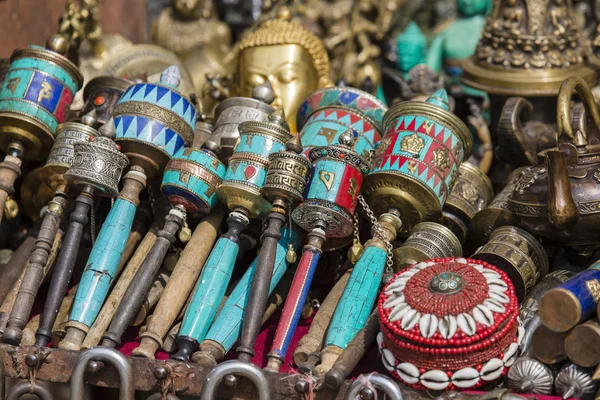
[325,245,387,349]
[171,211,249,362]
[202,228,300,355]
[69,197,138,327]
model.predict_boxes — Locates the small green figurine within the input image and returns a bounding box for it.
[426,0,492,82]
[396,22,427,79]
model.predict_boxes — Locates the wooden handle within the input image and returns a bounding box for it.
[133,208,224,359]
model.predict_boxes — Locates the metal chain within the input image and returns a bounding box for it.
[357,195,394,272]
[90,198,96,246]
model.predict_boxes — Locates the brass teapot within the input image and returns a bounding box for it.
[508,76,600,245]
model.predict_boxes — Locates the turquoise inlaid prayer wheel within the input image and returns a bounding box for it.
[217,109,293,218]
[112,66,196,178]
[363,89,473,233]
[297,87,386,159]
[161,147,226,215]
[0,37,83,160]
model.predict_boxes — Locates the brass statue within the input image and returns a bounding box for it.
[152,0,233,110]
[153,0,231,55]
[237,8,330,132]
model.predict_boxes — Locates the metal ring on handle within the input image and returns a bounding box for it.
[7,381,54,400]
[344,373,403,400]
[200,360,271,400]
[556,76,600,146]
[71,347,134,400]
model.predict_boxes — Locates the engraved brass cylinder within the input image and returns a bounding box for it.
[393,222,462,271]
[471,226,549,302]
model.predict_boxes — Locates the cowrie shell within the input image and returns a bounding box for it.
[473,304,494,327]
[383,293,405,309]
[420,314,438,338]
[452,368,480,388]
[487,278,508,292]
[439,315,457,339]
[381,348,396,371]
[503,343,519,367]
[397,362,419,384]
[489,291,510,304]
[421,370,450,390]
[401,309,420,331]
[389,303,411,322]
[457,313,476,336]
[480,358,504,381]
[455,258,468,264]
[483,298,505,313]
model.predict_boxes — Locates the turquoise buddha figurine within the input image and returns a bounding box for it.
[426,0,492,84]
[379,23,445,106]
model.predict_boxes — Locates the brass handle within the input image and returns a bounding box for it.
[497,96,536,165]
[546,150,580,228]
[556,76,600,147]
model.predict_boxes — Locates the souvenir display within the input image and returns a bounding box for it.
[59,66,195,350]
[171,108,292,362]
[266,130,368,372]
[6,1,600,399]
[378,257,520,390]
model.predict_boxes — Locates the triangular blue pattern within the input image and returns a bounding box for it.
[156,86,169,102]
[150,121,165,141]
[165,128,176,145]
[121,115,134,136]
[130,84,143,99]
[136,117,149,137]
[144,84,156,99]
[170,92,182,109]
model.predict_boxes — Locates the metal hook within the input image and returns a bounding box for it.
[7,381,54,400]
[344,373,403,400]
[71,347,134,400]
[200,360,271,400]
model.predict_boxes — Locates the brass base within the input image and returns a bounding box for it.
[363,171,442,236]
[216,183,272,220]
[0,116,53,161]
[114,139,170,180]
[462,58,598,97]
[539,288,582,333]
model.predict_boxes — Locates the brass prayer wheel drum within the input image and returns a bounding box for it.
[212,97,275,161]
[0,38,84,160]
[471,226,549,302]
[393,222,462,271]
[467,167,525,251]
[363,90,473,235]
[64,136,129,197]
[462,0,597,97]
[261,144,311,205]
[38,122,99,189]
[216,111,292,218]
[443,162,494,243]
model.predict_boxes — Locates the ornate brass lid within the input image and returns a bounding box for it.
[462,0,597,96]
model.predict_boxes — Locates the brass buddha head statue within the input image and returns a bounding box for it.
[238,9,330,132]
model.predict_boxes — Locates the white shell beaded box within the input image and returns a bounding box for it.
[377,257,522,390]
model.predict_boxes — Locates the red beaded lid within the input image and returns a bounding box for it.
[377,257,520,390]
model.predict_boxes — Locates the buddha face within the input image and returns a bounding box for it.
[457,0,490,17]
[397,43,426,74]
[239,44,319,133]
